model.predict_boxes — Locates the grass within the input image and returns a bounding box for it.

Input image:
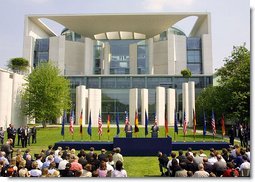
[11,125,230,177]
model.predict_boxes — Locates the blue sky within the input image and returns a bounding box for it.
[0,0,251,72]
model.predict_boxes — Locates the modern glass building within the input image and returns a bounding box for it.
[23,13,213,124]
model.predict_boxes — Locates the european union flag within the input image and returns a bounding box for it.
[87,111,92,137]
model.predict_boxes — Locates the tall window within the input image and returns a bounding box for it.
[186,37,202,74]
[94,42,103,74]
[34,39,49,67]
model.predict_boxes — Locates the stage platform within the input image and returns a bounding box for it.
[53,138,230,156]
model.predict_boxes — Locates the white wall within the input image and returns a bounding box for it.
[167,88,176,126]
[84,38,94,75]
[103,42,110,75]
[174,35,187,75]
[188,81,195,127]
[156,86,165,126]
[88,89,101,127]
[153,40,168,74]
[202,34,213,75]
[147,38,154,74]
[49,36,66,75]
[65,40,85,75]
[23,36,35,73]
[141,89,148,125]
[11,73,27,127]
[129,44,137,74]
[76,85,87,125]
[182,83,189,125]
[129,88,138,125]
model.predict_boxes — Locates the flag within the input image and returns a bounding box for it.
[211,110,216,136]
[98,112,102,136]
[164,109,168,136]
[183,111,187,135]
[61,110,66,136]
[79,109,83,135]
[69,110,74,135]
[174,111,178,134]
[87,111,92,137]
[203,111,207,136]
[125,111,129,125]
[221,113,226,136]
[134,111,139,133]
[193,109,197,135]
[107,113,110,134]
[116,112,120,136]
[145,110,148,136]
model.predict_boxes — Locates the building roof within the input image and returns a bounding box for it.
[27,13,210,39]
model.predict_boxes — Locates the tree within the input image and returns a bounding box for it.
[196,45,250,124]
[181,68,192,80]
[7,57,29,74]
[22,62,71,127]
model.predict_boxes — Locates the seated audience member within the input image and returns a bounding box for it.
[81,164,92,177]
[41,167,49,177]
[193,163,209,177]
[61,163,74,177]
[111,160,127,177]
[175,162,188,177]
[97,161,108,177]
[222,162,239,177]
[29,161,42,177]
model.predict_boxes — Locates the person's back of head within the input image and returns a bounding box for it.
[187,171,193,177]
[179,162,187,170]
[171,152,176,158]
[115,160,123,171]
[198,163,204,171]
[179,150,183,156]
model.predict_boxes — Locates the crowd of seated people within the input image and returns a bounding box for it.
[158,145,250,177]
[0,142,127,177]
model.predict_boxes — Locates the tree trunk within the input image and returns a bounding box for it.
[42,120,47,128]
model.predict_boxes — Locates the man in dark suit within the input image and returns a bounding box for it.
[1,138,13,161]
[228,125,235,146]
[151,122,159,138]
[17,126,23,146]
[31,126,37,143]
[124,121,133,138]
[21,126,28,148]
[7,124,16,147]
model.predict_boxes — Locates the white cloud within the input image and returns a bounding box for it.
[142,0,194,11]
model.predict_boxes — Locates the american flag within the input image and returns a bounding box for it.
[211,111,216,136]
[69,110,74,134]
[125,111,129,125]
[98,112,102,136]
[183,111,187,135]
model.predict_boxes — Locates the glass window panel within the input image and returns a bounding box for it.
[116,77,130,88]
[187,64,202,74]
[132,77,145,88]
[101,77,116,88]
[87,77,99,88]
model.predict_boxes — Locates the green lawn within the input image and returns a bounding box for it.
[11,126,230,177]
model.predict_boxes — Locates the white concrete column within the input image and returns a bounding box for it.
[49,36,66,75]
[22,36,35,73]
[188,81,195,127]
[0,71,13,129]
[174,35,187,75]
[84,38,94,75]
[182,83,189,126]
[88,89,101,127]
[103,42,110,75]
[129,44,137,74]
[11,73,27,127]
[156,86,165,126]
[76,85,87,125]
[167,88,176,126]
[147,38,154,75]
[141,89,148,125]
[129,88,138,125]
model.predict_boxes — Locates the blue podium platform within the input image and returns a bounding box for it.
[53,139,230,156]
[113,137,172,156]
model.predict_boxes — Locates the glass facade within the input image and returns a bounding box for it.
[94,42,103,74]
[137,41,148,74]
[33,39,49,67]
[187,37,202,74]
[68,75,212,124]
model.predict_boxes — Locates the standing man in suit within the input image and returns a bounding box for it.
[7,124,16,147]
[151,121,159,138]
[31,126,37,144]
[1,138,13,161]
[17,126,23,146]
[0,127,4,145]
[124,121,133,138]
